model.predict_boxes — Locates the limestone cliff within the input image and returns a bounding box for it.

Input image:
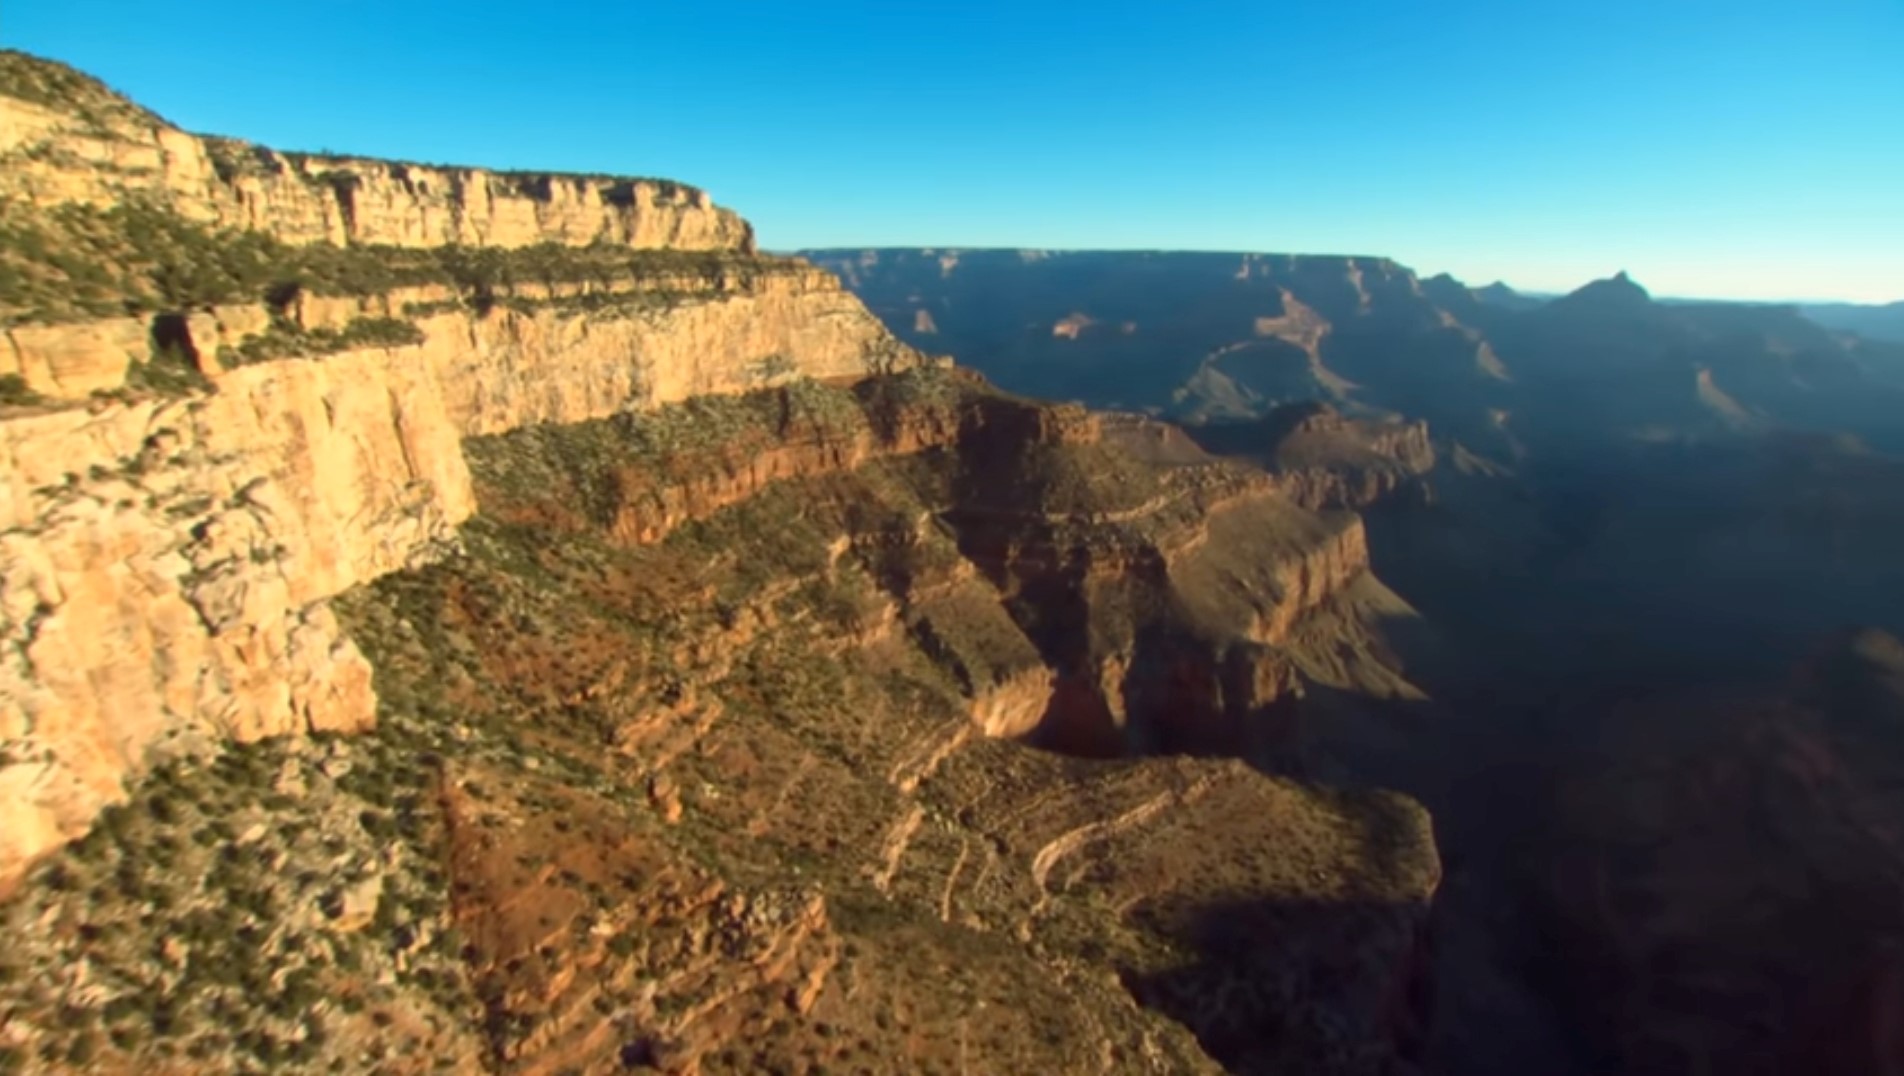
[3,257,907,404]
[0,55,1442,1076]
[0,51,750,253]
[0,268,921,886]
[0,350,466,888]
[0,53,926,887]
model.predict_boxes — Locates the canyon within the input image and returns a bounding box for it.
[0,51,1446,1075]
[5,47,1904,1076]
[814,246,1904,1072]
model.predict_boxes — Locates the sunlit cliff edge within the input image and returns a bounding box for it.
[0,49,923,885]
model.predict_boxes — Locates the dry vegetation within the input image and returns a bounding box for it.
[0,190,797,327]
[0,369,1435,1074]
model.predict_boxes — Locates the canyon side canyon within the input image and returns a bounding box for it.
[2,49,1903,1076]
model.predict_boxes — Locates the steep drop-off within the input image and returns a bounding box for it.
[0,55,923,887]
[809,244,1904,1076]
[0,54,1446,1076]
[1,365,1445,1075]
[0,51,750,254]
[1477,630,1904,1074]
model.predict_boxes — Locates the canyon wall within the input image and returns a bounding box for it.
[0,53,1408,921]
[0,53,750,252]
[0,269,919,887]
[0,53,1442,1074]
[0,54,926,884]
[2,261,905,404]
[1268,406,1437,511]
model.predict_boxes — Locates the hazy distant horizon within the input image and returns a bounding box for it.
[788,246,1901,307]
[8,0,1901,304]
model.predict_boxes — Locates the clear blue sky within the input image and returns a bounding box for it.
[7,0,1901,301]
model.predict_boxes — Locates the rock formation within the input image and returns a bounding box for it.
[1,361,1443,1074]
[0,54,923,888]
[807,248,1904,1076]
[1189,401,1437,511]
[0,51,750,253]
[0,54,1441,1076]
[800,247,1516,444]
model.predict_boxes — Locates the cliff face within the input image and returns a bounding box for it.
[1190,402,1438,511]
[0,272,917,883]
[3,258,905,404]
[0,55,1445,1075]
[0,349,453,888]
[0,268,919,885]
[1,364,1440,1074]
[416,371,1440,1073]
[0,51,751,253]
[0,54,926,887]
[900,403,1423,761]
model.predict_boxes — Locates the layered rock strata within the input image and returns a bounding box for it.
[0,52,924,885]
[0,266,921,886]
[0,52,750,252]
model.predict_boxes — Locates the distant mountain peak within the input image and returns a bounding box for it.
[1559,270,1654,311]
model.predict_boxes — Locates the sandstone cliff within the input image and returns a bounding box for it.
[0,293,1437,1076]
[0,51,750,253]
[0,55,1442,1076]
[0,54,926,888]
[0,271,920,886]
[4,363,1435,1074]
[374,369,1438,1073]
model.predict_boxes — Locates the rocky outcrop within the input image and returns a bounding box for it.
[930,403,1404,758]
[422,269,910,433]
[0,266,923,885]
[969,664,1057,738]
[961,396,1102,448]
[599,391,963,546]
[0,349,467,890]
[1250,288,1332,362]
[0,53,751,253]
[3,318,159,398]
[2,259,911,406]
[0,58,928,887]
[1270,406,1436,510]
[1186,402,1436,511]
[418,402,1443,1072]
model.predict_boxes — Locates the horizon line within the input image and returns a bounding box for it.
[778,247,1899,307]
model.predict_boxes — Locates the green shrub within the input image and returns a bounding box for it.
[0,373,40,405]
[222,314,426,365]
[0,191,788,328]
[0,50,154,131]
[125,342,211,397]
